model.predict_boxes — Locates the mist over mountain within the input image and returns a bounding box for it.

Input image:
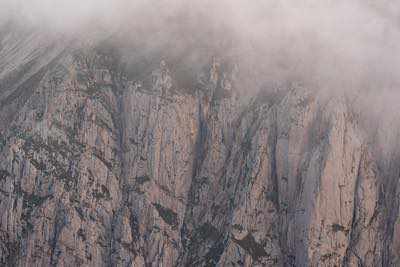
[0,1,400,266]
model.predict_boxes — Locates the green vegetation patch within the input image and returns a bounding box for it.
[92,185,111,200]
[0,133,6,151]
[135,175,150,184]
[232,233,269,261]
[152,203,178,229]
[0,170,10,181]
[331,223,348,234]
[195,223,221,242]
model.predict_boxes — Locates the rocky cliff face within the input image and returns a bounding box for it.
[0,26,399,267]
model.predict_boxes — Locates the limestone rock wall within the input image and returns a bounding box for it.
[0,33,399,267]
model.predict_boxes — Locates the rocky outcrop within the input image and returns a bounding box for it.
[0,29,399,267]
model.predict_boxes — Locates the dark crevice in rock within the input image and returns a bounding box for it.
[269,107,280,210]
[190,98,209,181]
[343,148,365,266]
[49,204,68,267]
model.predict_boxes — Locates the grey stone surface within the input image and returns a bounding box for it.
[0,26,399,267]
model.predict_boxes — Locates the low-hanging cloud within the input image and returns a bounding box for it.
[1,0,400,142]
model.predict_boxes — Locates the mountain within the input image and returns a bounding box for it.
[0,23,399,267]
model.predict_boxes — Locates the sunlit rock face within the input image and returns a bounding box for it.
[0,26,399,267]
